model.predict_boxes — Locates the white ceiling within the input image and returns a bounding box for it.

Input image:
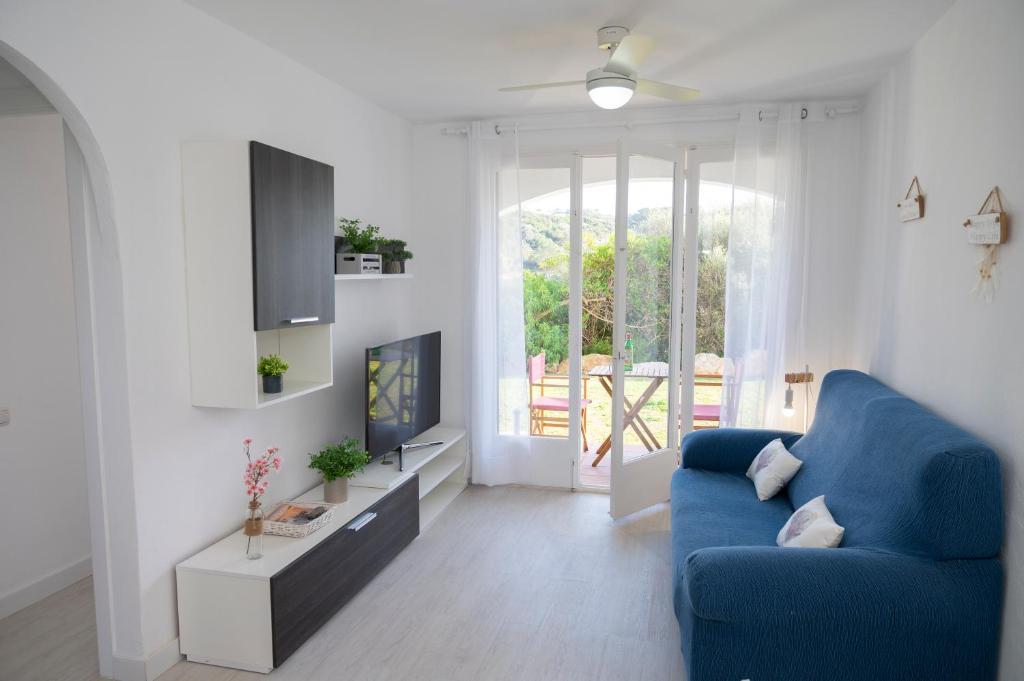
[186,0,953,122]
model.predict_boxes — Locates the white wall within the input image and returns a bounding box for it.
[411,127,469,431]
[0,0,416,676]
[0,112,92,618]
[0,56,53,116]
[852,0,1024,677]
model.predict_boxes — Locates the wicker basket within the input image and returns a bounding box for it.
[263,501,336,538]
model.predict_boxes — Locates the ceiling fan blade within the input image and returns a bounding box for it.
[636,79,700,102]
[499,80,585,92]
[605,34,654,76]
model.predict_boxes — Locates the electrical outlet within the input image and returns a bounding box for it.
[0,408,9,426]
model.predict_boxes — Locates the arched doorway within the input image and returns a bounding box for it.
[0,43,138,679]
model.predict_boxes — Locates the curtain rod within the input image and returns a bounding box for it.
[439,105,859,136]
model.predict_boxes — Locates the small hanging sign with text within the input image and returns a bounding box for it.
[897,176,924,222]
[964,187,1009,302]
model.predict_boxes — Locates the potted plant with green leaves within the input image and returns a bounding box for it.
[257,354,289,394]
[336,217,382,274]
[377,238,414,274]
[308,437,370,503]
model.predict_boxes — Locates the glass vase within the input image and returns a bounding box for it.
[244,499,264,560]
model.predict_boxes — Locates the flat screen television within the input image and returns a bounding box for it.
[365,331,441,461]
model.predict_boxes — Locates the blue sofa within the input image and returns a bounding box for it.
[671,369,1003,681]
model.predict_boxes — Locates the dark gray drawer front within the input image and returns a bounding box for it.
[269,476,419,667]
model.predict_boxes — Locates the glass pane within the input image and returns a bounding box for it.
[579,156,616,487]
[690,160,732,431]
[623,155,674,462]
[498,165,571,438]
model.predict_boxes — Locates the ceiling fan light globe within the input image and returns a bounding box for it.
[586,71,636,110]
[588,85,634,109]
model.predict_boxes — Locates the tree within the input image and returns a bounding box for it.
[520,206,729,370]
[523,270,569,365]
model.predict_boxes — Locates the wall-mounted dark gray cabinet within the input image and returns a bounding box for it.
[250,141,335,331]
[182,141,335,409]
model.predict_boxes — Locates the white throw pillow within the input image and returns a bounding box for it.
[777,495,845,548]
[746,438,803,501]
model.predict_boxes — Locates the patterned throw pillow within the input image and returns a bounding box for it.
[746,438,803,501]
[777,495,845,548]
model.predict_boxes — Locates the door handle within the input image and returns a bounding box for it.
[286,316,319,324]
[348,512,377,531]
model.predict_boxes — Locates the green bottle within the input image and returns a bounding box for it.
[623,332,634,373]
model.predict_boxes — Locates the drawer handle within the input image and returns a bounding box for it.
[287,316,319,324]
[348,512,377,531]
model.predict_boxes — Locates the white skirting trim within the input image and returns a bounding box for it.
[0,555,92,619]
[146,637,183,680]
[111,637,182,681]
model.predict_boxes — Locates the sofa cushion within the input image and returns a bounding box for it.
[789,370,1002,560]
[670,467,793,576]
[746,437,803,500]
[777,495,845,548]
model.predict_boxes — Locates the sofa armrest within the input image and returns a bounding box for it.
[682,545,1002,625]
[680,428,801,474]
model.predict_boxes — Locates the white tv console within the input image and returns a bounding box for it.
[176,426,467,673]
[349,426,468,527]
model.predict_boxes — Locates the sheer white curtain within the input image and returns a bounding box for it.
[721,104,810,429]
[466,123,553,485]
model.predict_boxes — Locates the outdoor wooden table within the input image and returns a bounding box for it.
[588,361,669,466]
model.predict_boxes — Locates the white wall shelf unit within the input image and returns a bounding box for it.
[182,141,333,409]
[334,273,413,281]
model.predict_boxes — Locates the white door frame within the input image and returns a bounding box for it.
[515,153,584,489]
[609,139,690,519]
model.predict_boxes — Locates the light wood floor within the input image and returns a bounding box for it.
[2,486,684,681]
[0,575,100,681]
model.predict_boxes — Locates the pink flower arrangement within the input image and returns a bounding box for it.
[242,438,282,502]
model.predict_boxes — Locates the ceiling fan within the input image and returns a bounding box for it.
[499,26,700,110]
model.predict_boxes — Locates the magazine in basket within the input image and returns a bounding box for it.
[264,501,336,537]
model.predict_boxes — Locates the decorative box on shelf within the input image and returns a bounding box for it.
[263,501,336,538]
[336,252,382,275]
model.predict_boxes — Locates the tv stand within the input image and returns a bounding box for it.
[175,426,467,673]
[381,439,446,471]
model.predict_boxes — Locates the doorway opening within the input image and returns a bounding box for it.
[0,45,132,680]
[503,146,732,495]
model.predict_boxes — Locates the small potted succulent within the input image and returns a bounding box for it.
[308,437,370,503]
[377,238,414,274]
[257,354,289,394]
[336,218,382,274]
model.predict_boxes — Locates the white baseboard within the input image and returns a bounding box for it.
[111,654,146,681]
[0,555,92,619]
[146,637,183,680]
[111,637,181,681]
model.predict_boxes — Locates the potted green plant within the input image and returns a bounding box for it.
[257,354,289,394]
[308,438,370,503]
[336,218,382,274]
[377,238,414,274]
